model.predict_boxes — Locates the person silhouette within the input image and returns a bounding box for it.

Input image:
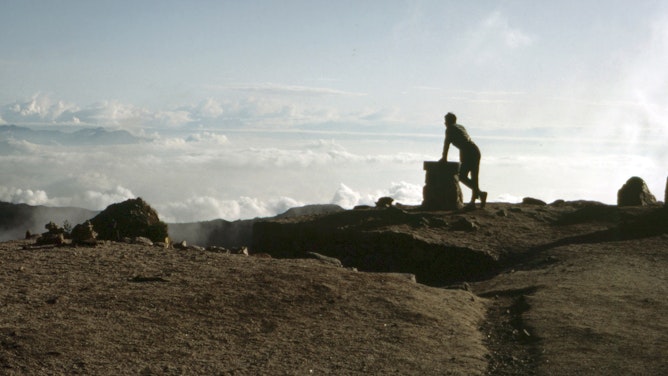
[439,112,487,209]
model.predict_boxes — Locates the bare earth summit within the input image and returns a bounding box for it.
[1,201,667,375]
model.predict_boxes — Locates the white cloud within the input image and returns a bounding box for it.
[330,183,362,208]
[156,195,304,223]
[0,138,41,154]
[481,11,534,49]
[212,83,367,97]
[195,98,224,118]
[185,132,229,145]
[461,11,535,66]
[0,186,49,206]
[154,110,194,127]
[0,94,81,124]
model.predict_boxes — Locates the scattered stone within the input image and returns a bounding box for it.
[36,222,66,246]
[384,273,417,283]
[522,197,547,206]
[71,220,98,246]
[451,217,479,231]
[173,240,188,250]
[132,237,153,246]
[496,209,508,217]
[206,246,230,253]
[90,198,168,242]
[251,253,272,259]
[232,246,249,256]
[509,207,523,213]
[375,197,394,208]
[446,282,471,291]
[306,252,343,268]
[128,275,168,283]
[618,176,657,206]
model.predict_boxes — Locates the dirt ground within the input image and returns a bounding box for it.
[475,235,668,375]
[0,240,488,375]
[1,201,667,375]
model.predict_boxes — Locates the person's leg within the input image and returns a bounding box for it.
[458,163,477,205]
[470,151,487,208]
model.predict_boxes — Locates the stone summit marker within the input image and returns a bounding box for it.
[422,161,464,210]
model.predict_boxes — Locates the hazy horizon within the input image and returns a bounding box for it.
[1,1,667,223]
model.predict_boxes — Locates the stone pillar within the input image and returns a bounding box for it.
[422,161,463,210]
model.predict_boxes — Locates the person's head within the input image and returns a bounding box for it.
[444,112,457,127]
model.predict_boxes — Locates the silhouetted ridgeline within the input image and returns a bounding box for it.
[0,201,344,247]
[168,204,344,248]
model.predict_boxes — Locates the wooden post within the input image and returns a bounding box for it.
[422,161,463,210]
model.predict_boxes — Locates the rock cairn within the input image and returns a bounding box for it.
[421,161,463,210]
[36,222,66,245]
[71,220,97,245]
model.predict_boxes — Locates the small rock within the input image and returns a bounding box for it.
[206,246,230,253]
[522,197,547,206]
[375,196,394,208]
[232,246,249,256]
[173,240,188,250]
[306,252,343,267]
[451,217,479,231]
[132,237,153,246]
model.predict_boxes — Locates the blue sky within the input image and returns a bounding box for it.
[1,1,667,222]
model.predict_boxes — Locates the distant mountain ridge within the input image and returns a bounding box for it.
[0,201,97,241]
[0,124,144,145]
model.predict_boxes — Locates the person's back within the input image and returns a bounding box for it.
[445,123,475,150]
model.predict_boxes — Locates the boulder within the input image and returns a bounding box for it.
[375,197,394,208]
[71,220,97,245]
[522,197,547,206]
[90,198,168,242]
[617,177,657,206]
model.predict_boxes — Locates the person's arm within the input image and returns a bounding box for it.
[441,137,450,162]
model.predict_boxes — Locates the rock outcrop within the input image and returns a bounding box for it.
[253,209,497,285]
[71,220,97,245]
[422,161,463,210]
[90,198,168,242]
[617,177,657,206]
